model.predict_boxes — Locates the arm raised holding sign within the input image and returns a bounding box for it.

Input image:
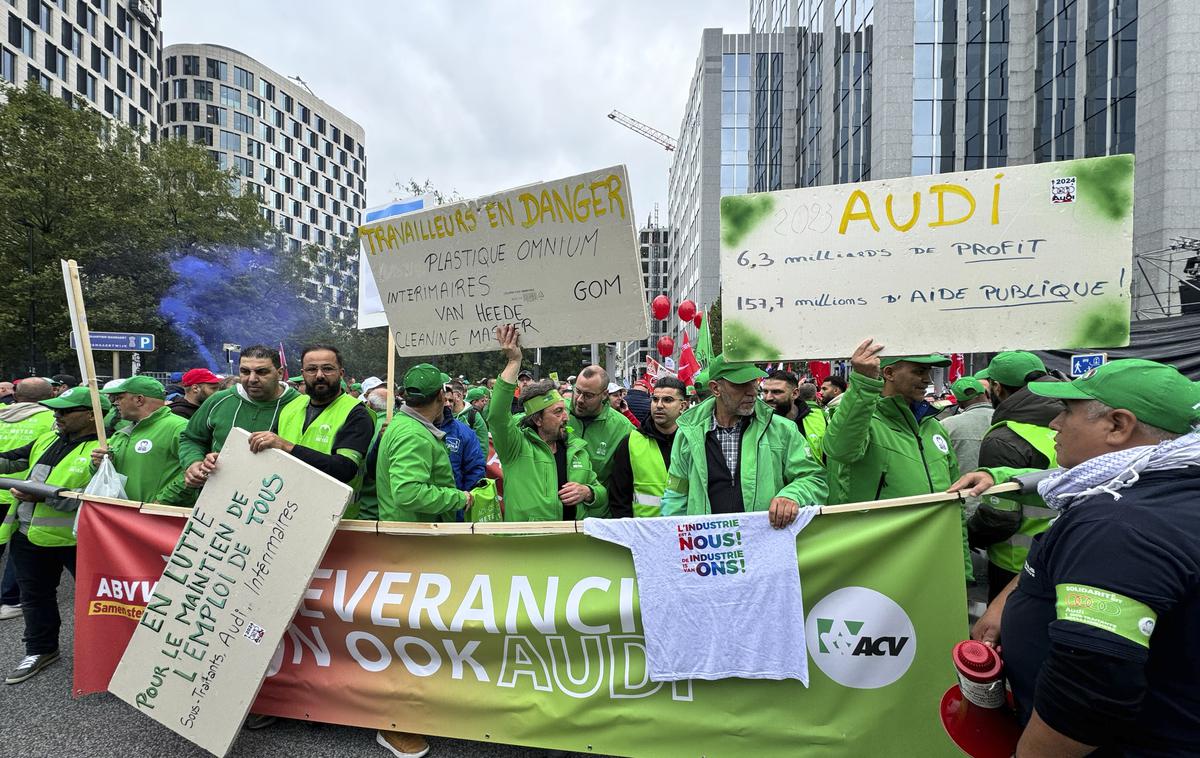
[487,325,606,522]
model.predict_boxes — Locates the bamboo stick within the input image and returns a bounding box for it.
[386,330,397,423]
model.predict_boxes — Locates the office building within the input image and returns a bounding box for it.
[666,29,795,320]
[2,0,162,132]
[746,0,1200,316]
[161,43,366,324]
[620,214,671,383]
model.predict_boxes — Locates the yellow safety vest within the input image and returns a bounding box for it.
[628,431,668,518]
[984,420,1058,572]
[277,393,364,517]
[0,431,98,547]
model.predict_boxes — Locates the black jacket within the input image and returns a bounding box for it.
[979,377,1065,469]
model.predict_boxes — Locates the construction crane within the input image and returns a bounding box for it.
[608,110,677,152]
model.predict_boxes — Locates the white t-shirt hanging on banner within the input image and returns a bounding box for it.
[584,508,819,683]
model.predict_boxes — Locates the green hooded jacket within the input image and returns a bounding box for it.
[376,405,467,523]
[822,371,969,577]
[567,401,634,489]
[178,383,300,468]
[456,405,489,458]
[104,405,196,506]
[489,377,607,521]
[660,397,828,516]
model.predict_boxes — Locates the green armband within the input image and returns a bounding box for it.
[1055,583,1157,648]
[666,474,689,494]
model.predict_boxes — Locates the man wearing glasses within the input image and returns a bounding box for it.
[0,386,106,683]
[568,365,635,492]
[244,344,374,518]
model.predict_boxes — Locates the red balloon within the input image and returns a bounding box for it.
[656,335,675,358]
[651,295,671,320]
[678,299,697,322]
[693,313,703,328]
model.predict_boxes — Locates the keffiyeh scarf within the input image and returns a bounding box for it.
[1037,432,1200,511]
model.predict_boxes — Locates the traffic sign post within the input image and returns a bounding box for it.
[1070,353,1107,376]
[69,331,155,352]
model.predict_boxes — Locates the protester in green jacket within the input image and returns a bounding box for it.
[567,364,634,490]
[179,346,299,489]
[660,355,827,525]
[489,325,607,521]
[93,376,195,506]
[458,386,490,458]
[822,339,967,577]
[376,364,470,523]
[760,369,827,462]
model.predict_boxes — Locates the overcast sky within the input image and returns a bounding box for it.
[165,1,747,223]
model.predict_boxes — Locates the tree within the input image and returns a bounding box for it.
[0,83,269,376]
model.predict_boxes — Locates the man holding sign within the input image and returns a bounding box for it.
[823,340,968,577]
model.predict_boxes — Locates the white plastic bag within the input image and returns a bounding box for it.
[84,456,127,499]
[75,457,127,537]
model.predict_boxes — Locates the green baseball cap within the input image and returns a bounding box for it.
[350,382,362,391]
[404,363,450,402]
[879,354,952,368]
[40,385,111,413]
[950,376,986,399]
[100,375,165,399]
[976,351,1046,386]
[1028,358,1200,434]
[465,387,489,402]
[706,354,767,385]
[288,375,303,383]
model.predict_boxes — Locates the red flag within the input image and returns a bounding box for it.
[279,341,289,378]
[809,360,832,385]
[949,353,965,382]
[678,332,701,386]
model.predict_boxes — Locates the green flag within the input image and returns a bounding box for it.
[696,306,715,368]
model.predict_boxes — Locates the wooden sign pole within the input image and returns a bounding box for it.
[62,260,108,446]
[386,330,397,422]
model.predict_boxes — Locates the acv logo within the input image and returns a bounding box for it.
[806,586,916,689]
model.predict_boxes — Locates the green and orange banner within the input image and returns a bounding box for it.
[75,499,969,756]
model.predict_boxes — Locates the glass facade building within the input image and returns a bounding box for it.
[666,30,790,321]
[161,43,366,324]
[733,0,1191,312]
[1,0,161,132]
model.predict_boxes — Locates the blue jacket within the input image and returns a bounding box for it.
[436,407,486,491]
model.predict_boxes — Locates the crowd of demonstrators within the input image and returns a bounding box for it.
[952,360,1200,756]
[0,325,1196,757]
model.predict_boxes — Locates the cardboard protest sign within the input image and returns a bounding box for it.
[356,196,429,330]
[107,428,351,757]
[720,155,1135,360]
[357,165,649,356]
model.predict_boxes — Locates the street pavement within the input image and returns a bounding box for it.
[0,560,601,758]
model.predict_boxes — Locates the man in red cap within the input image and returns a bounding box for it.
[169,368,220,420]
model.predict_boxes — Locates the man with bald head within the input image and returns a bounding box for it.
[568,364,634,492]
[0,378,56,620]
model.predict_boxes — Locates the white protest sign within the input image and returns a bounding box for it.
[356,196,430,330]
[108,428,351,757]
[357,165,649,356]
[719,155,1134,360]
